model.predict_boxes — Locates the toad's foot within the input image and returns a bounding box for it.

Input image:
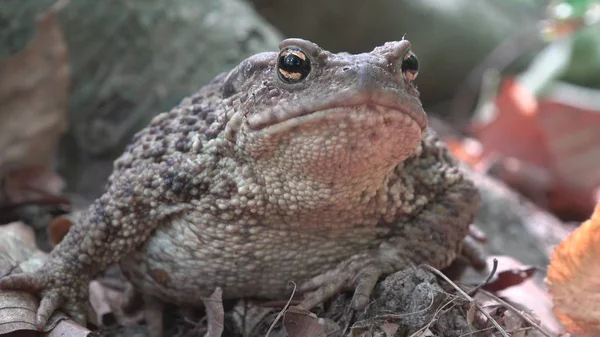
[0,265,91,328]
[298,253,396,311]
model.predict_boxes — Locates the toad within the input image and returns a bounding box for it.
[0,38,480,332]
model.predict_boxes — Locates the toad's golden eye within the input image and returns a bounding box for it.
[401,50,419,82]
[277,47,311,83]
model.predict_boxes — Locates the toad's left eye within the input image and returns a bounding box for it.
[401,50,419,81]
[277,47,311,83]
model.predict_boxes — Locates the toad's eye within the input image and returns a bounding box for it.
[401,50,419,81]
[277,47,311,83]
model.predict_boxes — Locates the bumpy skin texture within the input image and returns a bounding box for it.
[0,38,480,328]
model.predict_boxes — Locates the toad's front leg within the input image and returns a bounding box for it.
[298,172,480,310]
[0,161,194,328]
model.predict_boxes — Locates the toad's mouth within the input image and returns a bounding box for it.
[246,90,427,132]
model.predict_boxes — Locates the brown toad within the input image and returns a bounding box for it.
[0,38,480,329]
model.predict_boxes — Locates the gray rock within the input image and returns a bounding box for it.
[0,0,282,201]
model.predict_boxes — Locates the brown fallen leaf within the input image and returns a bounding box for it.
[468,78,600,220]
[0,0,70,208]
[482,260,537,293]
[546,203,600,334]
[283,306,327,337]
[47,213,76,247]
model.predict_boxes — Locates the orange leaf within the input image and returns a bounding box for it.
[546,203,600,334]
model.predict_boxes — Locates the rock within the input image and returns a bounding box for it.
[0,0,282,201]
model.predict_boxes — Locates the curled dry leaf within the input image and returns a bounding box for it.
[547,203,600,334]
[0,222,93,335]
[0,222,60,334]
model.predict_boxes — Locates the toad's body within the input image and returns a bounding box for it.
[0,38,479,327]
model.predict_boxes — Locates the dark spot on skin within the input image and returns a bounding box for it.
[180,116,197,125]
[175,140,189,152]
[369,132,379,141]
[205,114,216,124]
[171,181,184,193]
[162,171,176,187]
[143,178,153,188]
[149,268,171,286]
[191,105,207,118]
[122,184,133,197]
[348,144,357,152]
[222,80,237,98]
[90,214,102,224]
[205,127,220,138]
[191,94,203,104]
[148,147,166,158]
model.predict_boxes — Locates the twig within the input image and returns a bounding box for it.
[265,281,297,337]
[421,264,509,337]
[468,258,498,296]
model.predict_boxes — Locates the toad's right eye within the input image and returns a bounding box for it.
[277,47,311,83]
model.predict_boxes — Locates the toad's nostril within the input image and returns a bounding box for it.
[342,66,351,71]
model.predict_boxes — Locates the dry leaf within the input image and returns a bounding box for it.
[0,223,94,335]
[88,280,116,327]
[47,213,75,246]
[2,167,65,206]
[283,306,326,337]
[468,78,600,220]
[462,256,561,335]
[204,287,225,337]
[0,222,66,334]
[546,203,600,334]
[381,321,399,337]
[470,78,548,167]
[482,262,537,293]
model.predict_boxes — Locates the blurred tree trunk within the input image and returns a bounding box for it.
[0,0,282,202]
